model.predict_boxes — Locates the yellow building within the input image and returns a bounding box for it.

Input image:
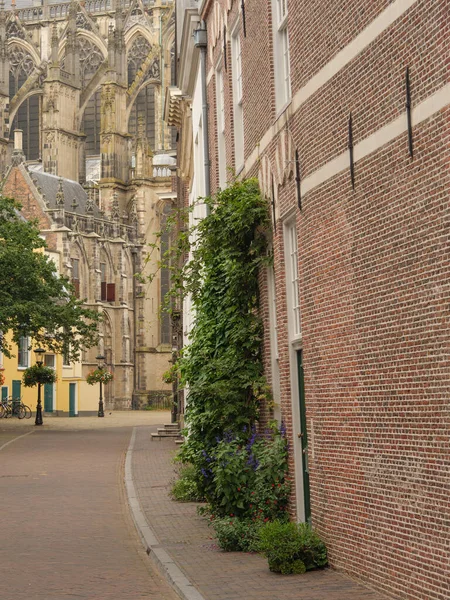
[0,331,102,417]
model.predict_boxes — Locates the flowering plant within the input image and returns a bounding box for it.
[22,364,57,387]
[197,424,290,521]
[86,368,113,385]
[0,369,4,386]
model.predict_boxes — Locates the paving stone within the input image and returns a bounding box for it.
[0,416,178,600]
[132,426,389,600]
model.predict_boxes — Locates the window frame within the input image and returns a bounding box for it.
[284,220,301,341]
[272,0,291,113]
[17,335,30,369]
[215,64,227,188]
[231,22,244,172]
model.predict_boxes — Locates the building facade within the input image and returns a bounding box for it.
[1,0,177,412]
[170,0,450,598]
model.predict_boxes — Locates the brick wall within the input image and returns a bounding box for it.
[3,167,53,236]
[199,0,449,598]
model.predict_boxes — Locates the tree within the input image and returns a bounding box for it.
[0,195,100,360]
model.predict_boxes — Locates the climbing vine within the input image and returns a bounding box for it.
[149,178,274,502]
[178,179,271,446]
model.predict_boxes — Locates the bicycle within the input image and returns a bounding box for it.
[0,397,31,419]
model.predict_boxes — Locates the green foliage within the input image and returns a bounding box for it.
[173,178,271,455]
[210,517,262,552]
[170,464,204,502]
[0,196,100,360]
[257,521,328,574]
[86,368,113,385]
[22,364,57,387]
[201,428,290,521]
[149,179,289,528]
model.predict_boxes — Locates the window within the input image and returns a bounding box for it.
[44,354,56,369]
[63,342,70,366]
[100,262,115,302]
[272,0,291,111]
[71,258,80,298]
[231,26,244,171]
[216,66,227,187]
[18,336,29,368]
[285,222,301,339]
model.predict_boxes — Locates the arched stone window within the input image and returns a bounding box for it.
[127,35,152,83]
[127,35,156,148]
[9,44,35,93]
[9,45,39,160]
[77,39,104,156]
[79,38,104,88]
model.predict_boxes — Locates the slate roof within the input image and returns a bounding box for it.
[28,167,101,217]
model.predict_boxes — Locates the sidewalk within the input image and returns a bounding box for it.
[129,425,389,600]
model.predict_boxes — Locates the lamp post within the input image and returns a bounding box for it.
[34,347,45,426]
[96,354,105,417]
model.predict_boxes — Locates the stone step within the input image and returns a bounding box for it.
[163,424,180,430]
[156,429,180,437]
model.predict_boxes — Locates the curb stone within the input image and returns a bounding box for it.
[125,427,207,600]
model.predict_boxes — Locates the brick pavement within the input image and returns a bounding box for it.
[132,426,390,600]
[0,417,178,600]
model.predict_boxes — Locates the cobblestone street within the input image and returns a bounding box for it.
[1,412,388,600]
[0,412,177,600]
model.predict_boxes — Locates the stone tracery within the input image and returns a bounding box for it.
[9,44,35,91]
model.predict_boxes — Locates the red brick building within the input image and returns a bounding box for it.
[169,1,449,597]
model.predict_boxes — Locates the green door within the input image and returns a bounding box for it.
[12,380,21,399]
[44,383,54,412]
[69,383,76,417]
[1,386,8,402]
[12,380,21,415]
[297,351,311,523]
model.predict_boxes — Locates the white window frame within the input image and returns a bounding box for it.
[215,65,227,188]
[18,336,30,369]
[284,221,301,341]
[231,23,244,172]
[272,0,291,112]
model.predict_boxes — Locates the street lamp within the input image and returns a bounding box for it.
[34,347,45,426]
[96,354,105,417]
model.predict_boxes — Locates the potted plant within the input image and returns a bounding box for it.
[22,364,57,387]
[86,368,113,385]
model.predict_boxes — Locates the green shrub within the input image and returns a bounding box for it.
[258,521,328,574]
[194,426,290,521]
[211,517,262,552]
[170,464,204,502]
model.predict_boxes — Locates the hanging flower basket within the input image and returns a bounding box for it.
[0,370,5,386]
[22,365,57,387]
[86,368,113,386]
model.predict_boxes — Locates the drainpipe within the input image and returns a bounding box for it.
[193,21,211,205]
[131,246,139,409]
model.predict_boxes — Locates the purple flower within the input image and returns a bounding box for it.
[280,422,287,438]
[246,432,257,451]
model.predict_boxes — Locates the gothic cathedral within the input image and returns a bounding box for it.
[0,0,176,410]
